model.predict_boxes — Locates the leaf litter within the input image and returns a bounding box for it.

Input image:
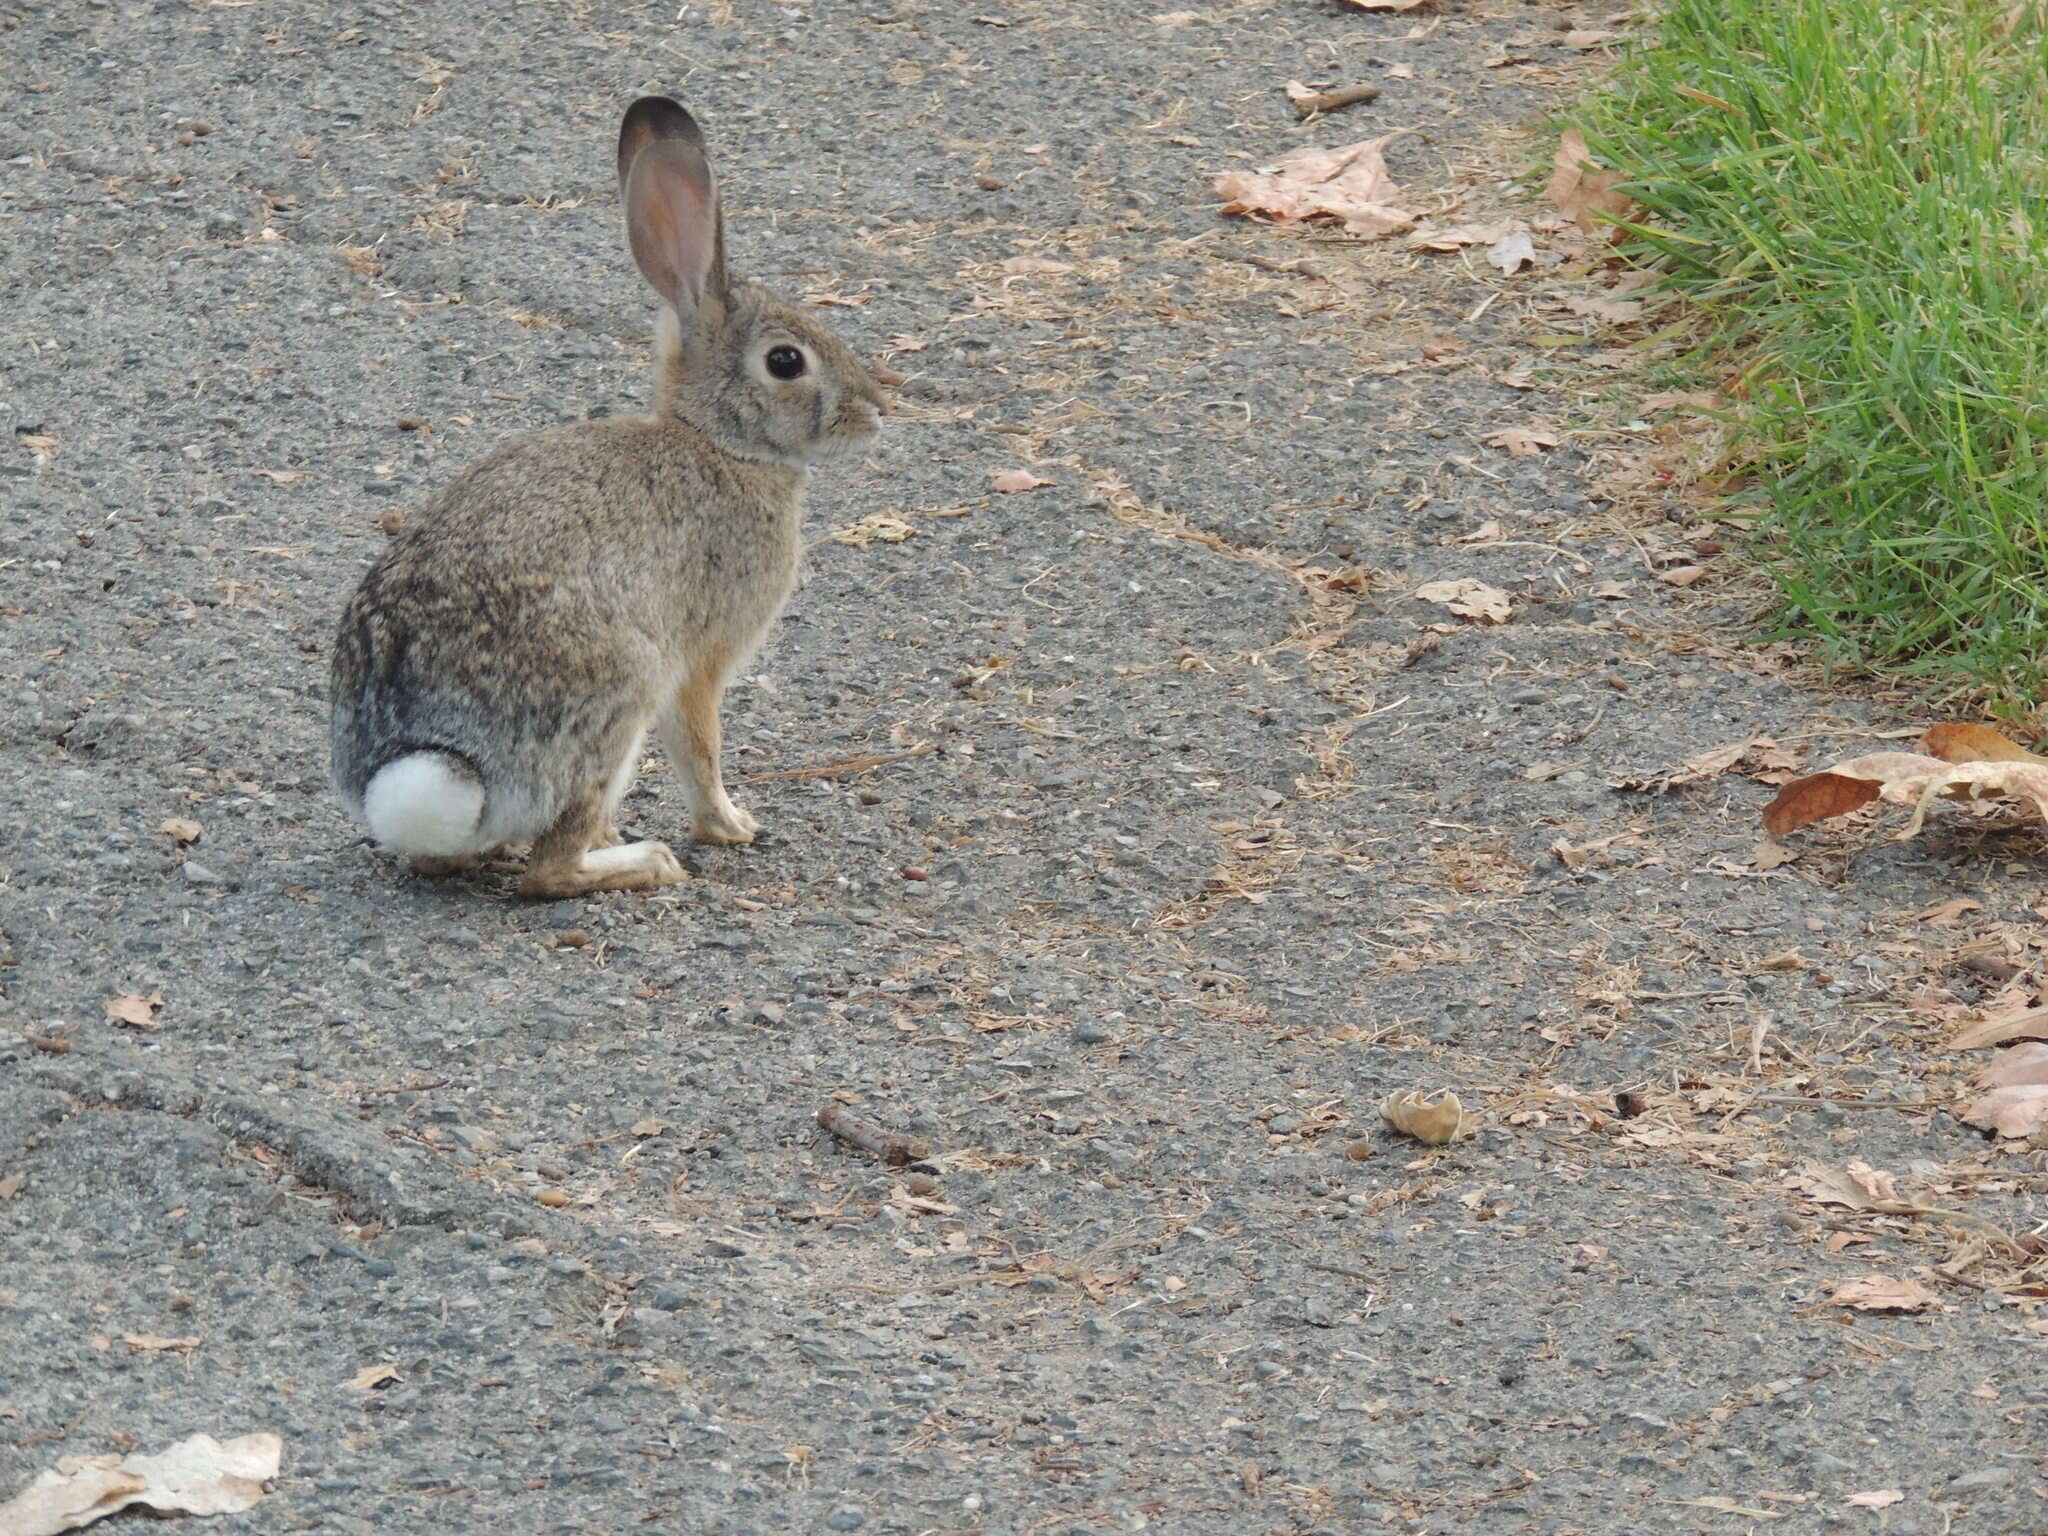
[1762,722,2048,841]
[0,1432,281,1536]
[1214,136,1417,238]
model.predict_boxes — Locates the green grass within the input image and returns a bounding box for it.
[1582,0,2048,701]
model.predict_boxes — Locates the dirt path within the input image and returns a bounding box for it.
[3,2,2043,1533]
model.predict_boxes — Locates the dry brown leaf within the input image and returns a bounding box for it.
[0,1433,281,1536]
[1380,1088,1471,1145]
[105,992,164,1029]
[1485,426,1559,456]
[1563,28,1623,47]
[1977,1042,2048,1088]
[1950,1005,2048,1050]
[1412,579,1512,624]
[1340,0,1428,9]
[1617,737,1779,792]
[0,1174,23,1200]
[1656,565,1706,587]
[1789,1160,1900,1210]
[157,818,202,845]
[992,469,1052,494]
[1485,231,1537,274]
[1958,1085,2048,1139]
[1638,389,1724,412]
[1915,897,1982,924]
[1214,136,1417,238]
[1921,722,2046,764]
[1547,127,1634,238]
[1845,1490,1905,1510]
[1406,223,1508,252]
[1829,1275,1938,1312]
[1763,751,2048,841]
[347,1363,401,1392]
[829,512,916,549]
[1751,841,1798,871]
[1562,293,1643,323]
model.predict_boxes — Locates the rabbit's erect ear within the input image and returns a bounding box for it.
[616,95,705,193]
[623,136,726,321]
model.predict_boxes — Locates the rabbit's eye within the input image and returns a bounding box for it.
[765,345,806,381]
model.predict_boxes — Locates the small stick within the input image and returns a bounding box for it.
[816,1103,930,1166]
[1751,1096,1933,1111]
[1290,83,1381,119]
[738,744,933,785]
[1306,1261,1374,1283]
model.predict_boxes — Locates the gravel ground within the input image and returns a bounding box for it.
[3,2,2045,1533]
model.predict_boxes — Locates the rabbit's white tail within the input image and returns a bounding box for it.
[362,752,485,856]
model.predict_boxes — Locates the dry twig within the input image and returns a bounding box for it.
[816,1102,930,1166]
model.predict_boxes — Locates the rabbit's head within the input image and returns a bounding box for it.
[618,97,885,468]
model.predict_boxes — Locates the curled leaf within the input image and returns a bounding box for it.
[1380,1088,1471,1145]
[1976,1042,2048,1089]
[1829,1275,1938,1312]
[0,1433,281,1536]
[1920,722,2045,764]
[1761,751,2048,840]
[1547,128,1634,237]
[1214,136,1417,238]
[1413,578,1512,624]
[1958,1084,2048,1139]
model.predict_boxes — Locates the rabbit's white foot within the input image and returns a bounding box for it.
[692,800,758,846]
[521,839,687,899]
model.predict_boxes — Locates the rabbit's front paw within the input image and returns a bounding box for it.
[692,800,758,846]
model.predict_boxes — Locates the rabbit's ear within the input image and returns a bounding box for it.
[623,136,727,321]
[616,96,705,192]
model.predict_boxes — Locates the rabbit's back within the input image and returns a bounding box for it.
[330,417,802,840]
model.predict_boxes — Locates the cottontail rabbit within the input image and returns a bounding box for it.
[330,97,884,898]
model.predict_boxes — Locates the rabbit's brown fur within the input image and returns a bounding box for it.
[330,97,882,897]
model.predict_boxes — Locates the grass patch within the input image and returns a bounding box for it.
[1583,0,2048,701]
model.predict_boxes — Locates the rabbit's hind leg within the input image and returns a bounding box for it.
[520,786,684,899]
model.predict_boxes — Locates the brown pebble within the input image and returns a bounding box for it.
[902,1172,939,1196]
[550,929,591,949]
[535,1188,569,1208]
[395,416,426,431]
[376,508,405,535]
[974,173,1005,191]
[28,1035,72,1055]
[536,1162,567,1181]
[901,865,928,881]
[1343,1139,1375,1161]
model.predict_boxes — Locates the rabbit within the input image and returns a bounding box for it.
[329,96,885,898]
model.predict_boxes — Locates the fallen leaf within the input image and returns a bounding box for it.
[1914,897,1982,924]
[1656,565,1706,587]
[0,1433,281,1536]
[992,469,1052,494]
[829,512,916,549]
[1150,9,1200,22]
[1950,1005,2048,1050]
[1751,841,1799,871]
[1921,722,2046,764]
[1456,520,1506,544]
[1762,751,2048,841]
[1977,1042,2048,1088]
[629,1117,670,1138]
[1563,28,1623,46]
[1789,1160,1901,1210]
[249,469,310,485]
[1484,426,1559,456]
[1413,578,1513,624]
[1547,127,1634,238]
[1562,293,1643,323]
[123,1334,199,1355]
[997,255,1074,277]
[0,1174,22,1200]
[157,818,202,845]
[1590,580,1630,599]
[1386,62,1415,79]
[1340,0,1428,9]
[1214,135,1418,238]
[1406,223,1508,252]
[1485,231,1536,274]
[1639,389,1724,412]
[1829,1275,1937,1312]
[1845,1490,1905,1510]
[105,992,164,1029]
[1380,1088,1471,1145]
[347,1363,401,1392]
[1958,1084,2048,1139]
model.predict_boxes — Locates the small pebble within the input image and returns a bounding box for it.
[1070,1019,1110,1045]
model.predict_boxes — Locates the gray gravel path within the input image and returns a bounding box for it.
[4,2,2044,1533]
